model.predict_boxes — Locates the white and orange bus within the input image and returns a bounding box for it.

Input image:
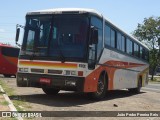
[15,8,149,100]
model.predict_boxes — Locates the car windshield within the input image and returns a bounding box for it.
[21,14,89,62]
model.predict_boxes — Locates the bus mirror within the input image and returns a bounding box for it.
[15,28,20,43]
[88,61,96,70]
[91,27,98,44]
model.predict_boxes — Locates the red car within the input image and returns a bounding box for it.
[0,43,20,77]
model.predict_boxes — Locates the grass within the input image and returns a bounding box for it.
[0,91,4,95]
[0,80,14,96]
[0,100,9,106]
[0,80,32,112]
[149,76,160,83]
[0,80,33,120]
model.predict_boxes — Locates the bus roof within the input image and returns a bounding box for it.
[0,43,19,49]
[27,8,102,17]
[27,8,149,50]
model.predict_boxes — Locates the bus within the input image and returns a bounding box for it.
[0,43,20,77]
[15,8,149,100]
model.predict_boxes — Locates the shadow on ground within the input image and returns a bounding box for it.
[9,90,145,107]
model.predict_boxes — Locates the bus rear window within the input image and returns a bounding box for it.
[1,47,20,57]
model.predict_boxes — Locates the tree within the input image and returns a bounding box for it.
[133,16,160,80]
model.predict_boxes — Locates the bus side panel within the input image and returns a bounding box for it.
[114,69,137,89]
[83,65,116,92]
[83,66,101,92]
[0,55,18,75]
[84,46,149,93]
[0,47,19,75]
[99,49,149,90]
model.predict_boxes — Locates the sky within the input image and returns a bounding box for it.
[0,0,160,46]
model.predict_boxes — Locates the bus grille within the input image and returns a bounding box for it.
[48,69,62,74]
[31,69,44,73]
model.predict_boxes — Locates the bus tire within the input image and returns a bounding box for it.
[3,74,11,78]
[128,78,142,94]
[42,88,60,95]
[89,74,106,100]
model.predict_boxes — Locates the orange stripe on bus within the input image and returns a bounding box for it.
[19,60,78,69]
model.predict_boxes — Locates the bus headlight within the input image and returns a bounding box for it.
[19,68,29,72]
[24,68,29,72]
[64,70,77,76]
[19,68,24,72]
[64,70,70,75]
[71,71,77,75]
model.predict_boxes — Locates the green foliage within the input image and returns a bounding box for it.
[133,16,160,80]
[0,101,9,106]
[133,16,160,49]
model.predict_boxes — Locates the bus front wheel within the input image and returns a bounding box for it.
[89,74,106,100]
[42,88,60,95]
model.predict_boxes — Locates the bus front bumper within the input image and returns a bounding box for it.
[17,73,85,92]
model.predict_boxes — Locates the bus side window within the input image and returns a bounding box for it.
[104,25,111,46]
[134,43,139,57]
[117,32,122,50]
[1,47,19,57]
[121,36,125,52]
[111,29,115,48]
[91,16,103,60]
[126,38,133,55]
[140,46,143,58]
[142,48,145,60]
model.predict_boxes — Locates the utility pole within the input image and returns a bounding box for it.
[159,39,160,54]
[158,38,160,66]
[158,26,160,66]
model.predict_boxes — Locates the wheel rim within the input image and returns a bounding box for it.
[97,79,104,95]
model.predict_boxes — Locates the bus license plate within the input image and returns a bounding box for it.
[40,78,51,84]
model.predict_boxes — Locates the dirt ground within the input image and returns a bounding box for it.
[0,76,160,120]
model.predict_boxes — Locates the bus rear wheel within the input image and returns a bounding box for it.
[42,88,60,95]
[89,74,106,100]
[128,78,142,94]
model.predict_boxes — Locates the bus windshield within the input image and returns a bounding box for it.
[21,14,89,62]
